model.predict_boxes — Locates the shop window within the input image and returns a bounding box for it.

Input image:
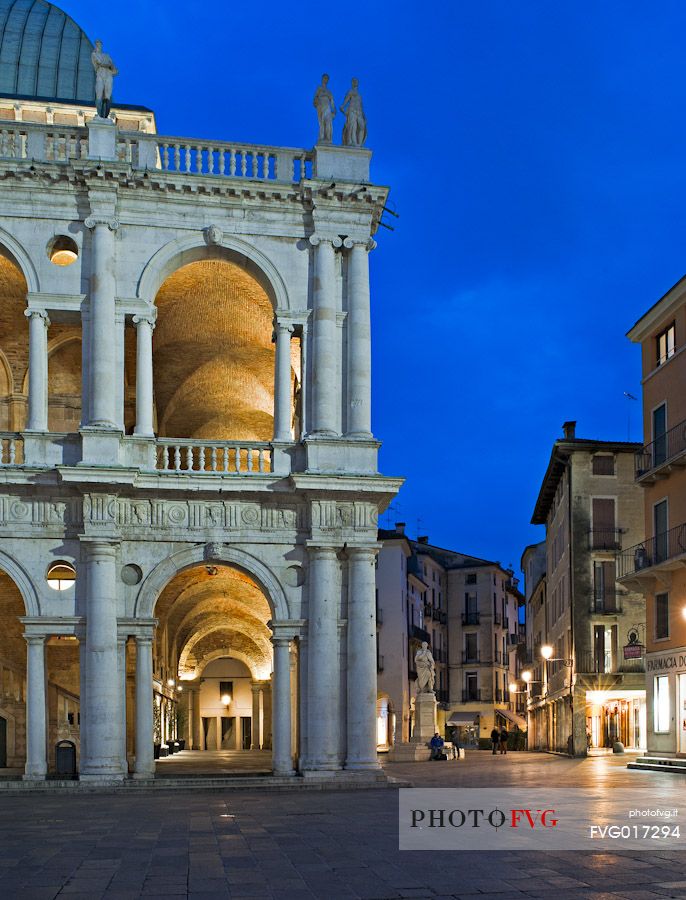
[654,675,670,733]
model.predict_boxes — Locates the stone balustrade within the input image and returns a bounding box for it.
[0,122,313,183]
[155,439,272,474]
[0,433,23,465]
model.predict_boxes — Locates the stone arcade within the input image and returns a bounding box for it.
[0,0,400,782]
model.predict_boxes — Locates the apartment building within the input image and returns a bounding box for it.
[621,281,686,762]
[375,526,524,750]
[520,542,547,746]
[530,423,646,755]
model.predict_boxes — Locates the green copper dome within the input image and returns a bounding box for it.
[0,0,95,102]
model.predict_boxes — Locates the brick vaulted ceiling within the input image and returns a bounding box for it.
[155,565,273,681]
[153,260,275,442]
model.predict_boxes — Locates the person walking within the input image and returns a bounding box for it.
[490,726,499,755]
[500,726,508,755]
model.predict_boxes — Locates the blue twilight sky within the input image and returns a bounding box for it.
[61,0,686,577]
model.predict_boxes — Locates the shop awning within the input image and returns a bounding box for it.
[447,712,482,725]
[496,709,527,731]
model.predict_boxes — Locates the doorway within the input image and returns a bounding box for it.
[679,674,686,754]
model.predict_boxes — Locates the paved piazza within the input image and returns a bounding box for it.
[2,753,686,900]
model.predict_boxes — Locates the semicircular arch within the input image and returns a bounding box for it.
[137,233,289,312]
[136,545,289,622]
[0,550,40,616]
[0,229,39,293]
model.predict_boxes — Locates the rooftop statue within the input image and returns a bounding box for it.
[313,73,336,144]
[340,78,367,147]
[91,40,118,119]
[415,641,435,694]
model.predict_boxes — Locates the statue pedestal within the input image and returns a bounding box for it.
[88,117,117,162]
[412,691,438,743]
[387,692,437,763]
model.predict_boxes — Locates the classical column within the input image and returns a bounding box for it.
[80,540,124,779]
[305,546,341,770]
[309,235,340,435]
[190,686,201,750]
[24,310,50,431]
[345,240,374,437]
[345,546,381,769]
[118,635,128,773]
[273,320,294,442]
[85,214,118,428]
[23,635,47,779]
[134,636,154,778]
[133,313,156,436]
[262,683,272,750]
[250,682,262,749]
[272,634,294,775]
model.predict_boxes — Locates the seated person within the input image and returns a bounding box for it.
[429,732,445,759]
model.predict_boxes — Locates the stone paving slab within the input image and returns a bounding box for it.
[1,753,686,899]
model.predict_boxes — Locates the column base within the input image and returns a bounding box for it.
[273,768,296,777]
[79,772,126,783]
[22,772,46,781]
[344,760,382,771]
[132,771,155,781]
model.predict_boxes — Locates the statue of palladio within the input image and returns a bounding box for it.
[415,641,436,694]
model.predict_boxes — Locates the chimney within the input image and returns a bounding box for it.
[562,420,576,440]
[395,522,406,535]
[417,535,428,544]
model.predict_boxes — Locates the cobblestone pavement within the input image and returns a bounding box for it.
[2,753,685,900]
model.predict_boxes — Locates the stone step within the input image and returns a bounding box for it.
[628,756,686,773]
[0,772,400,794]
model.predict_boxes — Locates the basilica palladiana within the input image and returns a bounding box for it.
[0,0,399,782]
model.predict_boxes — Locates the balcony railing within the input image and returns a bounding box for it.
[462,651,480,664]
[462,689,481,702]
[0,433,23,466]
[576,652,645,675]
[494,689,503,702]
[462,612,480,625]
[589,529,622,551]
[493,613,501,625]
[591,591,623,614]
[0,122,314,184]
[156,440,272,474]
[424,604,434,620]
[635,418,686,481]
[617,523,686,578]
[436,689,449,703]
[411,625,431,644]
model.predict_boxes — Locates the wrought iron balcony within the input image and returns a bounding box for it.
[617,523,686,579]
[436,689,449,703]
[462,611,480,625]
[462,689,481,702]
[424,603,434,620]
[411,625,431,644]
[590,590,622,614]
[635,418,686,482]
[576,652,645,675]
[589,529,622,551]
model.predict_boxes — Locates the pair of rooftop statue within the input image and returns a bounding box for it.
[313,75,367,147]
[90,43,368,150]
